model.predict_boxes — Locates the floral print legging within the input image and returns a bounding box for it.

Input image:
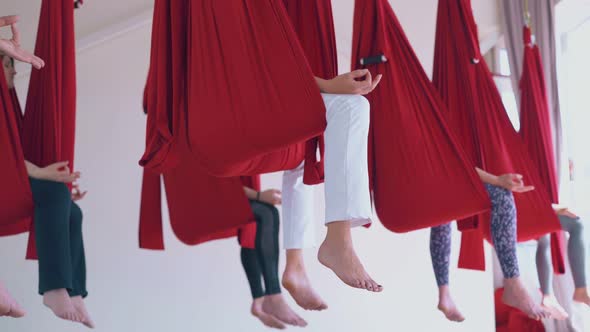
[430,184,520,286]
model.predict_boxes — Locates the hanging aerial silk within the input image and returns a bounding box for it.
[350,0,490,233]
[0,72,32,236]
[281,0,338,184]
[9,89,23,136]
[21,0,77,259]
[140,0,327,179]
[432,0,561,270]
[519,26,566,274]
[139,0,339,249]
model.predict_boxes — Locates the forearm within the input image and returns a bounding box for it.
[475,167,499,186]
[314,77,329,93]
[243,186,259,200]
[24,160,42,179]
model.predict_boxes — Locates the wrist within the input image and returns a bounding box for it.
[256,191,261,201]
[315,77,330,93]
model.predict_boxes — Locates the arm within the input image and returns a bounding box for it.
[475,167,499,186]
[25,160,80,183]
[475,167,534,193]
[315,69,382,95]
[243,186,259,201]
[243,186,282,205]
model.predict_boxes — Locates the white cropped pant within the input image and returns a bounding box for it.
[282,94,372,249]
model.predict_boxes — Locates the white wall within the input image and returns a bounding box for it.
[0,1,498,331]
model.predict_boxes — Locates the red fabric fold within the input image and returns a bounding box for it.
[0,73,32,236]
[351,0,490,233]
[433,0,561,270]
[22,0,77,259]
[138,0,339,249]
[282,0,338,185]
[519,26,566,275]
[140,0,326,178]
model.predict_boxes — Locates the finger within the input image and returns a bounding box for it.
[349,69,369,79]
[0,16,18,28]
[516,186,535,193]
[370,74,383,91]
[10,23,20,45]
[512,174,523,180]
[52,161,70,168]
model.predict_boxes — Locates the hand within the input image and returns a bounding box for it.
[0,16,45,69]
[553,206,578,219]
[34,161,80,183]
[318,69,382,95]
[496,174,534,193]
[259,189,282,205]
[71,183,88,201]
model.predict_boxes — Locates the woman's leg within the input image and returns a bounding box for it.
[430,223,464,322]
[29,178,82,323]
[536,234,568,319]
[560,214,590,305]
[67,202,94,328]
[536,235,553,296]
[241,245,285,329]
[281,162,326,310]
[485,184,548,320]
[249,201,306,327]
[317,94,380,292]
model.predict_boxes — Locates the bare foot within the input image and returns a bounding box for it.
[251,297,286,330]
[0,283,25,318]
[541,294,568,320]
[43,289,83,323]
[502,277,548,320]
[573,287,590,307]
[283,251,328,311]
[318,222,382,292]
[71,296,95,328]
[437,286,465,322]
[262,294,307,327]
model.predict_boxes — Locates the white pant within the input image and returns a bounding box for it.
[282,94,372,249]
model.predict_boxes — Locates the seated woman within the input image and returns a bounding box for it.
[241,186,306,329]
[430,170,550,321]
[0,14,43,320]
[24,161,94,328]
[277,70,383,311]
[536,205,589,320]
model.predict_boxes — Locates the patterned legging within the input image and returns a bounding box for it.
[430,184,520,286]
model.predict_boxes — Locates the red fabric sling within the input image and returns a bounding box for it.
[139,0,338,249]
[282,0,338,185]
[0,73,32,236]
[21,0,78,259]
[140,0,326,178]
[351,0,490,233]
[519,26,566,274]
[9,89,23,136]
[432,0,561,270]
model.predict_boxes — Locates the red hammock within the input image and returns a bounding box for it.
[9,89,23,136]
[140,0,326,179]
[519,26,566,274]
[138,0,338,249]
[21,0,77,260]
[0,73,32,236]
[432,0,561,270]
[351,0,490,233]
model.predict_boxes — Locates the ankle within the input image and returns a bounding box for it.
[438,285,451,299]
[325,221,353,242]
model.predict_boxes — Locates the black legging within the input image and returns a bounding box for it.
[30,178,87,297]
[240,200,281,299]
